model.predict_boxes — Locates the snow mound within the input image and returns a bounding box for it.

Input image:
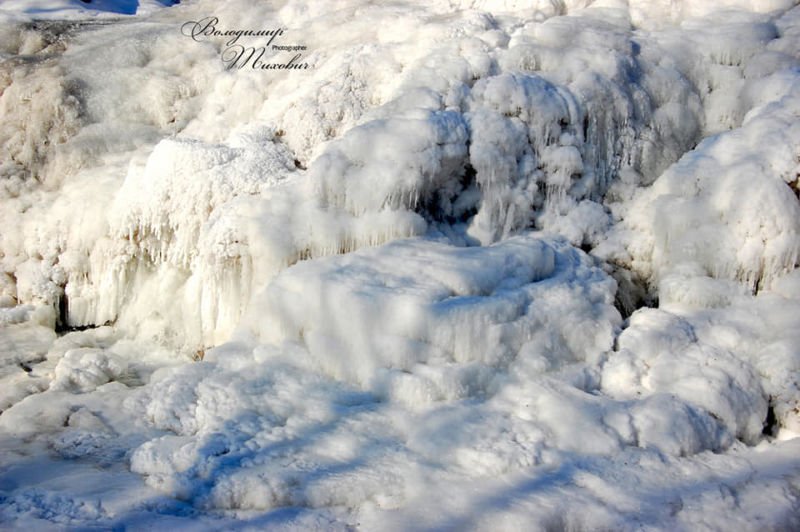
[600,66,800,299]
[628,0,798,29]
[603,309,767,443]
[50,348,128,393]
[245,234,619,396]
[603,269,800,440]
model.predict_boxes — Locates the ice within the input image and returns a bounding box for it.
[602,308,768,443]
[1,0,750,345]
[628,0,799,30]
[599,63,800,300]
[603,268,800,440]
[0,315,56,413]
[2,0,800,529]
[50,348,128,393]
[243,234,618,395]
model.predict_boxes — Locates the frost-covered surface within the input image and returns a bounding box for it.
[2,0,800,529]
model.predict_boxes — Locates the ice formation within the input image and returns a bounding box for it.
[598,21,800,298]
[1,0,800,529]
[246,235,618,392]
[1,0,721,346]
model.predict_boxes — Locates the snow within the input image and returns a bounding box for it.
[1,0,800,529]
[244,235,617,394]
[598,62,800,297]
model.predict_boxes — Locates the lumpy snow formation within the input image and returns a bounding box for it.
[1,0,800,529]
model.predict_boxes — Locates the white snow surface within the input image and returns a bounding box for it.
[1,0,800,529]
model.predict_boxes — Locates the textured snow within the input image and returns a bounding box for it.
[245,235,617,394]
[1,0,800,529]
[598,61,800,298]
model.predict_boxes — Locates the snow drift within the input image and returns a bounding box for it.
[1,0,800,529]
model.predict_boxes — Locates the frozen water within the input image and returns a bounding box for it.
[1,0,800,529]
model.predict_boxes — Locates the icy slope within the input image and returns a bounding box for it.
[0,0,732,347]
[2,240,800,528]
[0,0,789,349]
[1,0,800,529]
[598,64,800,299]
[245,235,618,393]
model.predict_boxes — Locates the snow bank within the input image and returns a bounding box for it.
[50,348,128,393]
[6,285,797,528]
[244,234,618,395]
[1,0,800,529]
[0,313,56,413]
[628,0,798,29]
[603,309,768,442]
[600,65,800,300]
[604,269,800,440]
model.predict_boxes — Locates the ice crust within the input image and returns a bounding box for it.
[1,0,800,529]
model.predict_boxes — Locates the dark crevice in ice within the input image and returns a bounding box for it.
[607,263,657,320]
[762,399,778,437]
[56,292,113,335]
